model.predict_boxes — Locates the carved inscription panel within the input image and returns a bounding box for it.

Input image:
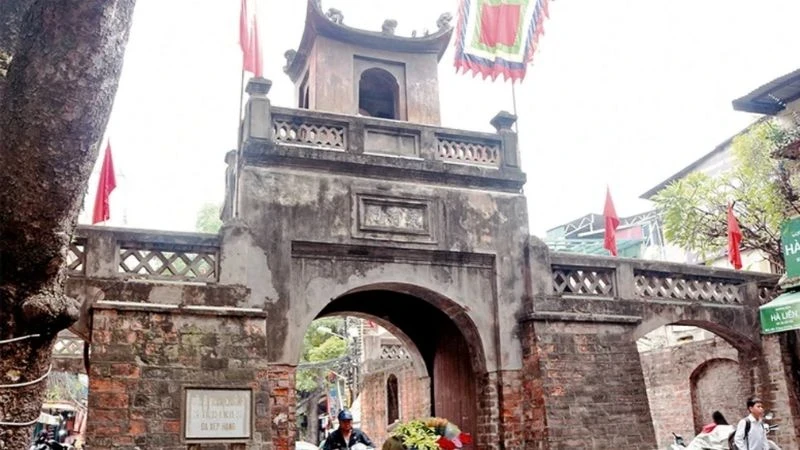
[353,193,437,243]
[363,203,426,232]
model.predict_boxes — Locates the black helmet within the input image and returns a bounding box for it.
[338,409,353,421]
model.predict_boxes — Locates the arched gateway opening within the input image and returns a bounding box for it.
[298,285,484,448]
[636,319,756,448]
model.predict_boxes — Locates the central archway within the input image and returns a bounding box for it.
[312,284,486,448]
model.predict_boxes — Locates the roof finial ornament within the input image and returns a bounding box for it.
[282,50,297,74]
[325,8,344,24]
[436,12,453,30]
[382,19,398,35]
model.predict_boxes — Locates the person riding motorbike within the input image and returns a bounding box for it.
[322,410,374,450]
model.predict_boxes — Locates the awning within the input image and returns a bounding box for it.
[760,290,800,334]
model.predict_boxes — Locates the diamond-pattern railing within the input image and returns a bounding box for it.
[437,136,500,167]
[52,335,84,358]
[118,246,218,282]
[552,267,615,297]
[380,344,411,360]
[67,239,86,275]
[273,119,346,150]
[635,272,743,305]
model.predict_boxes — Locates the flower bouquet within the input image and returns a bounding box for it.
[381,417,472,450]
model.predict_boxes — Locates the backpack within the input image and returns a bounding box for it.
[728,419,751,449]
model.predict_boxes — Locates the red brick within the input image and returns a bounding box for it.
[128,419,146,435]
[163,420,180,433]
[90,392,129,409]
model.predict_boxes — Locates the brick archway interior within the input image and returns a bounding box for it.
[317,288,483,448]
[639,325,747,447]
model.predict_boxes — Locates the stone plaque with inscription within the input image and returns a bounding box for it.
[352,192,438,244]
[184,388,252,441]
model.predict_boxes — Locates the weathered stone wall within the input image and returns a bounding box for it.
[86,307,271,450]
[529,320,656,450]
[359,361,430,446]
[639,337,746,448]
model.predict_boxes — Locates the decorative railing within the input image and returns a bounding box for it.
[118,245,217,282]
[436,134,500,166]
[67,238,86,276]
[272,112,347,150]
[381,343,411,360]
[635,272,742,305]
[260,105,512,171]
[70,226,220,283]
[552,266,615,297]
[548,253,779,306]
[52,333,83,358]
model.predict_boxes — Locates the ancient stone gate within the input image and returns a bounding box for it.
[57,1,800,448]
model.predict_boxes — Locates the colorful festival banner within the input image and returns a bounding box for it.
[454,0,549,82]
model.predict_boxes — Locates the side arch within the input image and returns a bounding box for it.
[689,357,748,432]
[633,312,759,355]
[318,311,428,378]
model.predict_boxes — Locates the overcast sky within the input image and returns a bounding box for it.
[79,0,800,236]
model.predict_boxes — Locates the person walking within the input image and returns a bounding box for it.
[733,397,770,450]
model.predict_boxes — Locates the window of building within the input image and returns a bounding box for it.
[358,68,399,119]
[386,374,399,425]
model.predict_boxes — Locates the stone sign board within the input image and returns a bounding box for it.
[184,388,252,441]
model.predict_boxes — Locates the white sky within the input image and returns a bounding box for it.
[79,0,800,236]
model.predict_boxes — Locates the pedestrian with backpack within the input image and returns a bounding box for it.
[732,397,770,450]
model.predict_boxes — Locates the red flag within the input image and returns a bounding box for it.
[239,0,250,55]
[727,203,743,270]
[242,11,263,77]
[603,187,620,256]
[92,143,117,224]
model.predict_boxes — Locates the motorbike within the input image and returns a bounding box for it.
[668,412,781,450]
[28,435,74,450]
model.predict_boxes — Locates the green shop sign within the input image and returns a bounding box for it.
[761,291,800,334]
[782,217,800,279]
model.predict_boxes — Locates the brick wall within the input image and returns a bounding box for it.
[639,336,746,448]
[692,359,746,431]
[358,361,430,446]
[751,334,800,450]
[87,308,271,450]
[267,365,296,450]
[519,321,547,450]
[529,320,656,449]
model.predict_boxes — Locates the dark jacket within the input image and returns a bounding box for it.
[322,428,374,449]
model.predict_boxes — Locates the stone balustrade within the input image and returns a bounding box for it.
[548,252,779,306]
[68,225,220,283]
[236,78,525,196]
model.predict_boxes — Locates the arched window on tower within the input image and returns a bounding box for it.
[358,68,399,120]
[386,374,399,425]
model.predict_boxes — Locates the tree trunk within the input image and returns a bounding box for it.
[0,1,136,447]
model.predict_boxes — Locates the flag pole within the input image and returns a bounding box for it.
[233,69,246,220]
[511,81,519,133]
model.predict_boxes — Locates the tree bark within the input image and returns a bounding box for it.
[0,1,136,447]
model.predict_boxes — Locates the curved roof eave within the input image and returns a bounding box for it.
[286,0,453,82]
